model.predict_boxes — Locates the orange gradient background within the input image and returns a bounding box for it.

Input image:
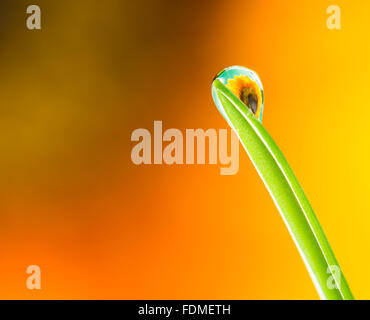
[0,0,368,299]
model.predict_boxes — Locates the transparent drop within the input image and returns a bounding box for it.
[212,66,264,122]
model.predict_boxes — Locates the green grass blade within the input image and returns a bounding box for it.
[212,79,353,300]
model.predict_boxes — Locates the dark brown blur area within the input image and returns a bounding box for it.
[0,1,222,202]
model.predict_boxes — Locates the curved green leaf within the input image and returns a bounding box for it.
[212,79,353,300]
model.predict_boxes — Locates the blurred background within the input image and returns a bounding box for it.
[0,0,367,299]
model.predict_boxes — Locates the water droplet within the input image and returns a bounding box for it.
[212,66,264,122]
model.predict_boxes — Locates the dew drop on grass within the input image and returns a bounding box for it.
[212,66,264,122]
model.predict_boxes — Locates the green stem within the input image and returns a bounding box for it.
[212,79,353,300]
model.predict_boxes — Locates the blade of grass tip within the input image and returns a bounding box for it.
[211,69,353,300]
